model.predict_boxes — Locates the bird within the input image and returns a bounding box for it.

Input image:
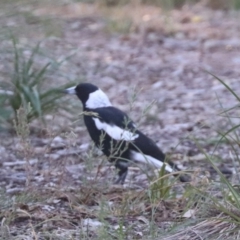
[63,83,187,184]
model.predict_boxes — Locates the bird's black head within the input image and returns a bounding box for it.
[75,83,99,104]
[64,83,112,109]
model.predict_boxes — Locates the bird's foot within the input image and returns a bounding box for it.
[114,171,128,185]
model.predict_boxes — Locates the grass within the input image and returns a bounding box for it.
[0,36,76,128]
[179,73,240,238]
[73,0,240,10]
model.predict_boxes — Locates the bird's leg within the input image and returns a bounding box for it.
[114,160,128,184]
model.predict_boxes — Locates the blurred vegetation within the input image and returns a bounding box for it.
[74,0,240,10]
[1,0,240,10]
[0,37,76,127]
[77,0,198,7]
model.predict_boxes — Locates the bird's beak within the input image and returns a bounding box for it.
[62,86,76,95]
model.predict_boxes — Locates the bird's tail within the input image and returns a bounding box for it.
[130,150,189,182]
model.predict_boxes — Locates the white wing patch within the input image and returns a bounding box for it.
[130,150,173,173]
[93,118,139,141]
[86,89,112,109]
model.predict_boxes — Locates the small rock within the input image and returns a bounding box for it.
[82,218,103,231]
[50,136,66,149]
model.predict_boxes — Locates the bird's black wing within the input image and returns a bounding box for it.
[88,106,166,161]
[90,106,136,130]
[83,106,137,156]
[130,130,166,161]
[84,106,187,181]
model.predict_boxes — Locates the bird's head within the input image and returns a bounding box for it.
[63,83,112,109]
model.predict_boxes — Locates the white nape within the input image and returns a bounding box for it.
[93,118,139,141]
[130,150,173,173]
[86,89,112,109]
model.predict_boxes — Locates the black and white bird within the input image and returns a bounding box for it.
[63,83,186,184]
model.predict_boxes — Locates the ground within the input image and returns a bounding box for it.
[1,1,240,239]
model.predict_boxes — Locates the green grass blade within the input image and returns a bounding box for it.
[207,71,240,102]
[19,85,41,118]
[29,62,51,87]
[12,37,20,82]
[218,104,240,116]
[25,42,41,77]
[32,86,42,117]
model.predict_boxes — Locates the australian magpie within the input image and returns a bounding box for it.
[63,83,187,184]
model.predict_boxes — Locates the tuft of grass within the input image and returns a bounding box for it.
[106,17,133,34]
[0,36,76,127]
[149,165,172,200]
[13,104,33,186]
[234,0,240,9]
[170,72,240,239]
[156,72,240,239]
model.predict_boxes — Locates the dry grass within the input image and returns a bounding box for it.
[32,1,201,35]
[164,217,240,240]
